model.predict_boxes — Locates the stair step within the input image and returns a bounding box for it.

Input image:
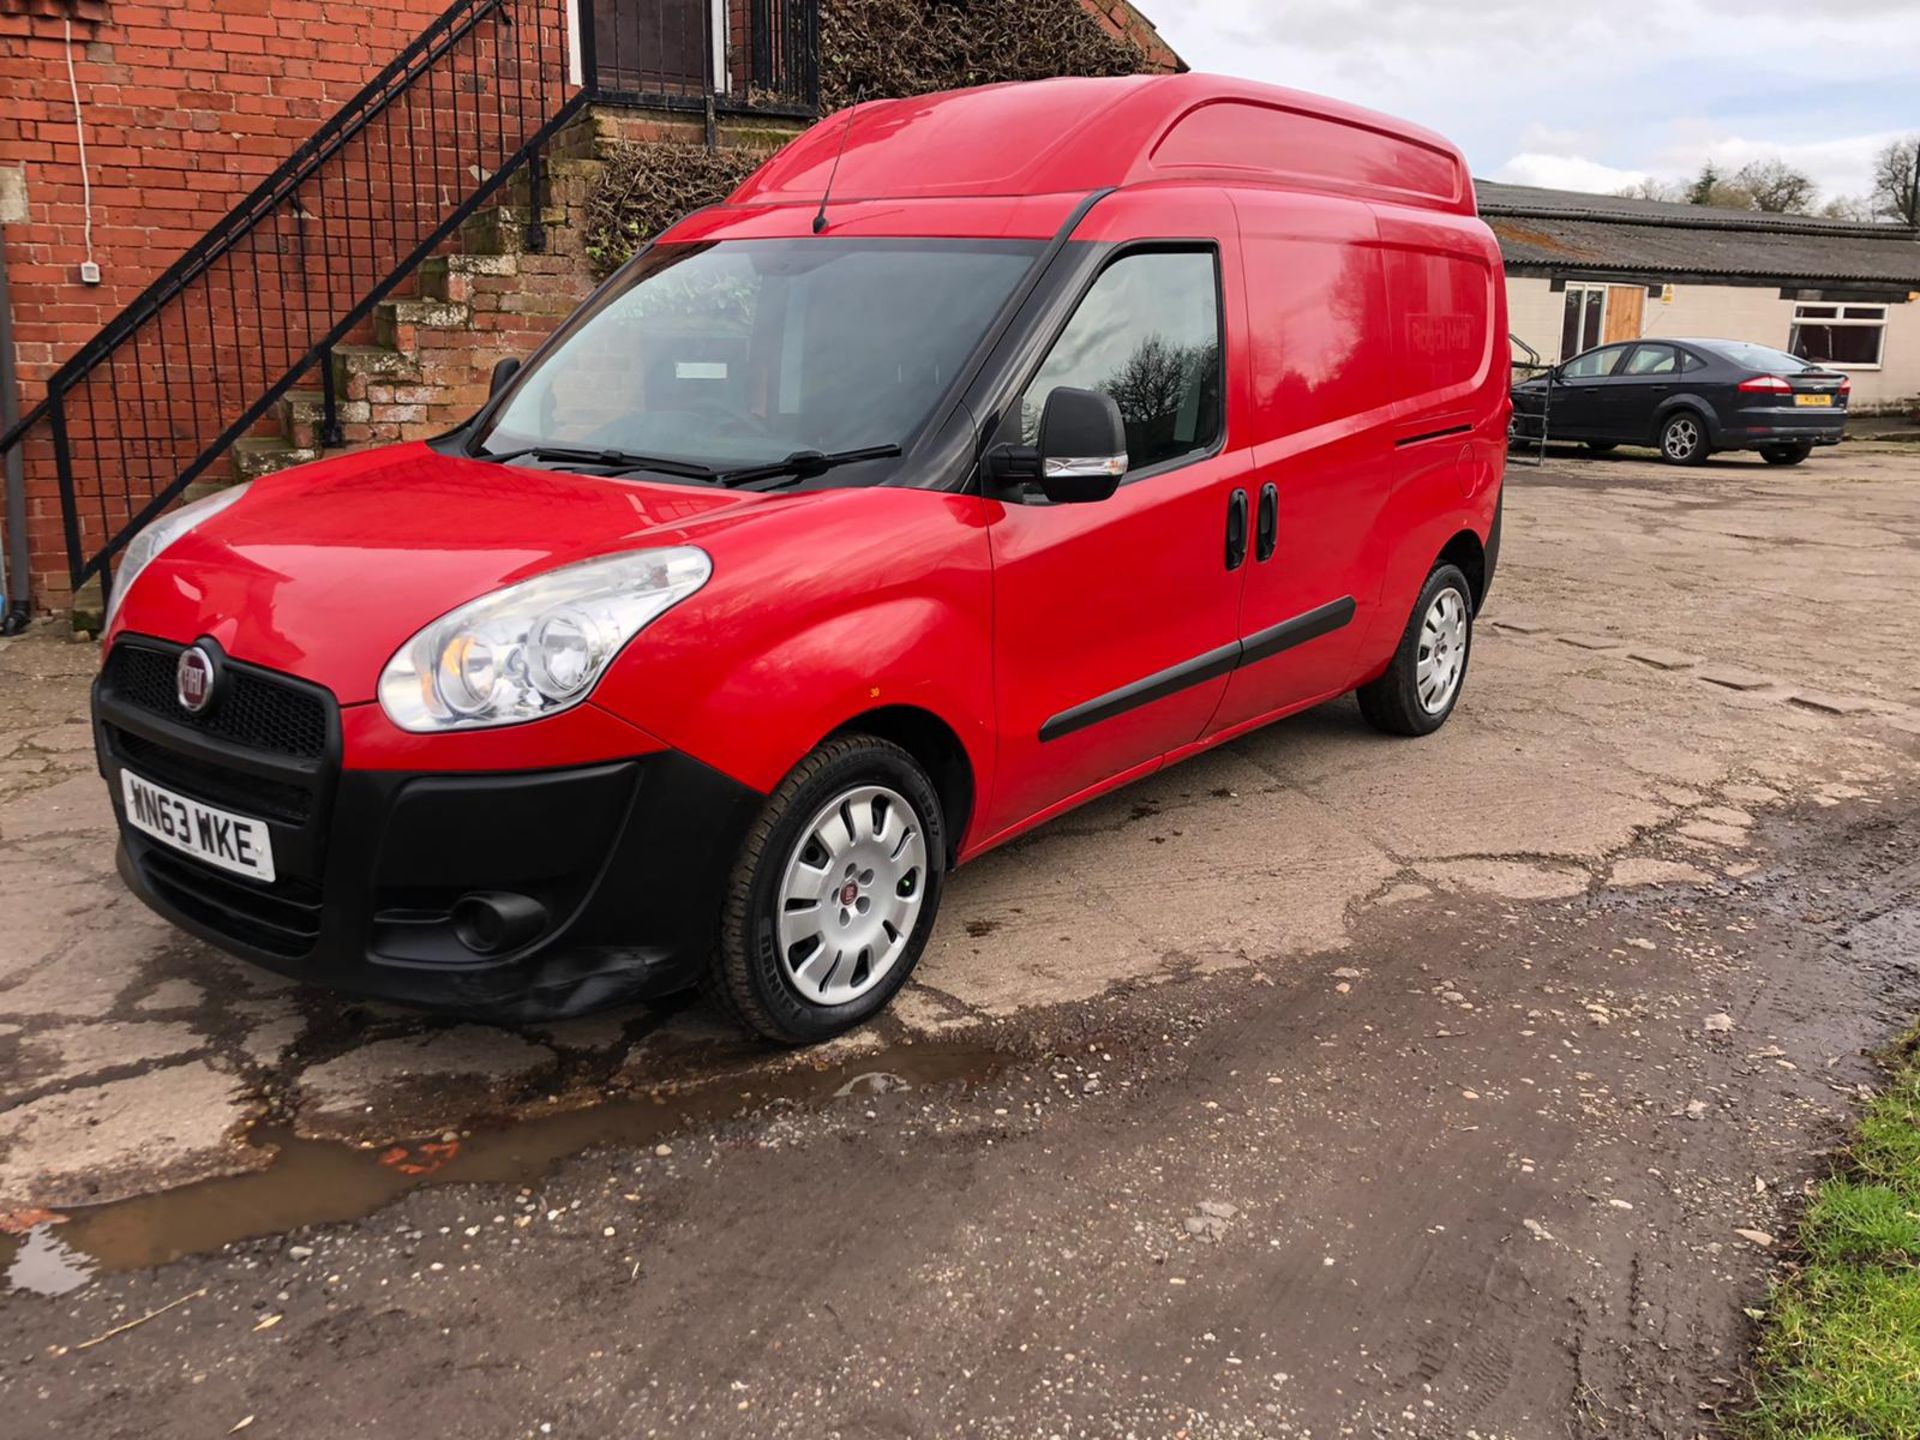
[283,389,373,423]
[331,344,422,382]
[231,436,319,480]
[375,297,472,352]
[418,251,520,302]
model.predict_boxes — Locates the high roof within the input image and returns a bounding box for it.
[727,74,1474,218]
[1477,181,1920,287]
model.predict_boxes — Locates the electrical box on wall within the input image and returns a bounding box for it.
[79,261,101,285]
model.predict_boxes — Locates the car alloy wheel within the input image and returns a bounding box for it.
[1415,585,1469,714]
[774,783,928,1006]
[1662,415,1701,462]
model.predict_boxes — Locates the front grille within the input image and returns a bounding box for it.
[139,845,323,957]
[108,726,314,824]
[106,642,329,759]
[102,637,339,961]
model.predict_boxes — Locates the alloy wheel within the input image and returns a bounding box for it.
[1664,416,1700,461]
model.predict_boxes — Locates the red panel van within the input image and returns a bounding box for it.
[92,75,1508,1042]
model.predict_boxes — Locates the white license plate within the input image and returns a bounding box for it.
[121,770,276,882]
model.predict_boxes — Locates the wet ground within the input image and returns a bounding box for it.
[3,442,1920,1436]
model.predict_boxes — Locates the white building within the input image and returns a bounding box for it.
[1480,182,1920,416]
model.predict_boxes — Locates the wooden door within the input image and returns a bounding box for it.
[1603,285,1645,343]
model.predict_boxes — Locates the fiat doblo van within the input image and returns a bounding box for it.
[93,74,1508,1042]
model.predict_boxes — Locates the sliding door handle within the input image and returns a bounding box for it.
[1225,487,1249,570]
[1255,482,1278,562]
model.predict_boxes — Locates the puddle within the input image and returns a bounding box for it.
[0,1038,1005,1292]
[6,1225,98,1297]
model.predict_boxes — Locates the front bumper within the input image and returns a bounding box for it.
[95,636,762,1021]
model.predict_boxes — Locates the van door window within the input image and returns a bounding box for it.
[1018,250,1222,476]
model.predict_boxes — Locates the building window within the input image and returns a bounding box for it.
[1790,303,1887,369]
[1559,283,1606,360]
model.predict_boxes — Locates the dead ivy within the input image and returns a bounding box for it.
[583,141,767,276]
[817,0,1150,112]
[583,0,1153,275]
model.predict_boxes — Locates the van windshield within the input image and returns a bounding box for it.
[473,238,1042,483]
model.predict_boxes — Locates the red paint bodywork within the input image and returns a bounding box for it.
[107,74,1508,866]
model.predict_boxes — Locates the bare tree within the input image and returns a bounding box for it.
[1682,157,1819,214]
[1102,335,1193,432]
[1613,177,1686,203]
[1730,158,1819,214]
[1869,135,1920,226]
[1819,194,1874,223]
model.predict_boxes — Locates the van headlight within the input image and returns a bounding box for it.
[378,547,711,732]
[105,483,252,629]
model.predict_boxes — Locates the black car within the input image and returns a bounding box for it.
[1511,337,1849,466]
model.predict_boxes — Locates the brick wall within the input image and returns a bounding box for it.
[0,0,452,604]
[1075,0,1182,72]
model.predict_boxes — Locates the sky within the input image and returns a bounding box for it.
[1144,0,1920,204]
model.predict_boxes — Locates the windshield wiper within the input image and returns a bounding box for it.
[479,444,718,482]
[716,444,903,490]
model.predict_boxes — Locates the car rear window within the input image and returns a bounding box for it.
[1707,341,1813,373]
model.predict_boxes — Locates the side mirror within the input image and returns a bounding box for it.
[1035,386,1127,503]
[489,356,522,399]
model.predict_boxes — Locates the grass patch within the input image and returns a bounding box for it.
[1741,1029,1920,1438]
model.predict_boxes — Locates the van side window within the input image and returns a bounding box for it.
[1019,250,1222,475]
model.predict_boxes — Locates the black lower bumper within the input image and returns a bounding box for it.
[95,646,762,1022]
[1724,407,1846,448]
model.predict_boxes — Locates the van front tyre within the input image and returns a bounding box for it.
[707,734,946,1045]
[1357,563,1473,737]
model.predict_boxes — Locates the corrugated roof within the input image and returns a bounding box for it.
[1474,180,1920,286]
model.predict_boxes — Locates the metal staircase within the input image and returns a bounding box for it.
[0,0,592,608]
[1507,332,1552,466]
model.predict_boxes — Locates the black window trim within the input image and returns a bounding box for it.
[990,238,1230,497]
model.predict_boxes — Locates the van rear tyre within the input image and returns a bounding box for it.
[1357,563,1474,737]
[706,734,946,1045]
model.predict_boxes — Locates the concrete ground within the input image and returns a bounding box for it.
[2,441,1919,1437]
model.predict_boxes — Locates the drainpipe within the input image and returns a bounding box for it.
[0,222,30,636]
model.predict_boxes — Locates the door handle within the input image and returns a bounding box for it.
[1255,483,1278,562]
[1225,488,1249,571]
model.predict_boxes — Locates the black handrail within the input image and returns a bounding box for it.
[1,0,589,600]
[2,0,822,605]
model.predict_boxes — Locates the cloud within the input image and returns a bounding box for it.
[1492,154,1653,194]
[1148,0,1920,201]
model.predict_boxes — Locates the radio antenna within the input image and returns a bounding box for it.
[812,101,859,235]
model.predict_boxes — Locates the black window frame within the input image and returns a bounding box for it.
[998,240,1229,495]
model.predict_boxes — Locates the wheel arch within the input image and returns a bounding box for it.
[1651,394,1719,445]
[826,705,975,868]
[1436,528,1488,610]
